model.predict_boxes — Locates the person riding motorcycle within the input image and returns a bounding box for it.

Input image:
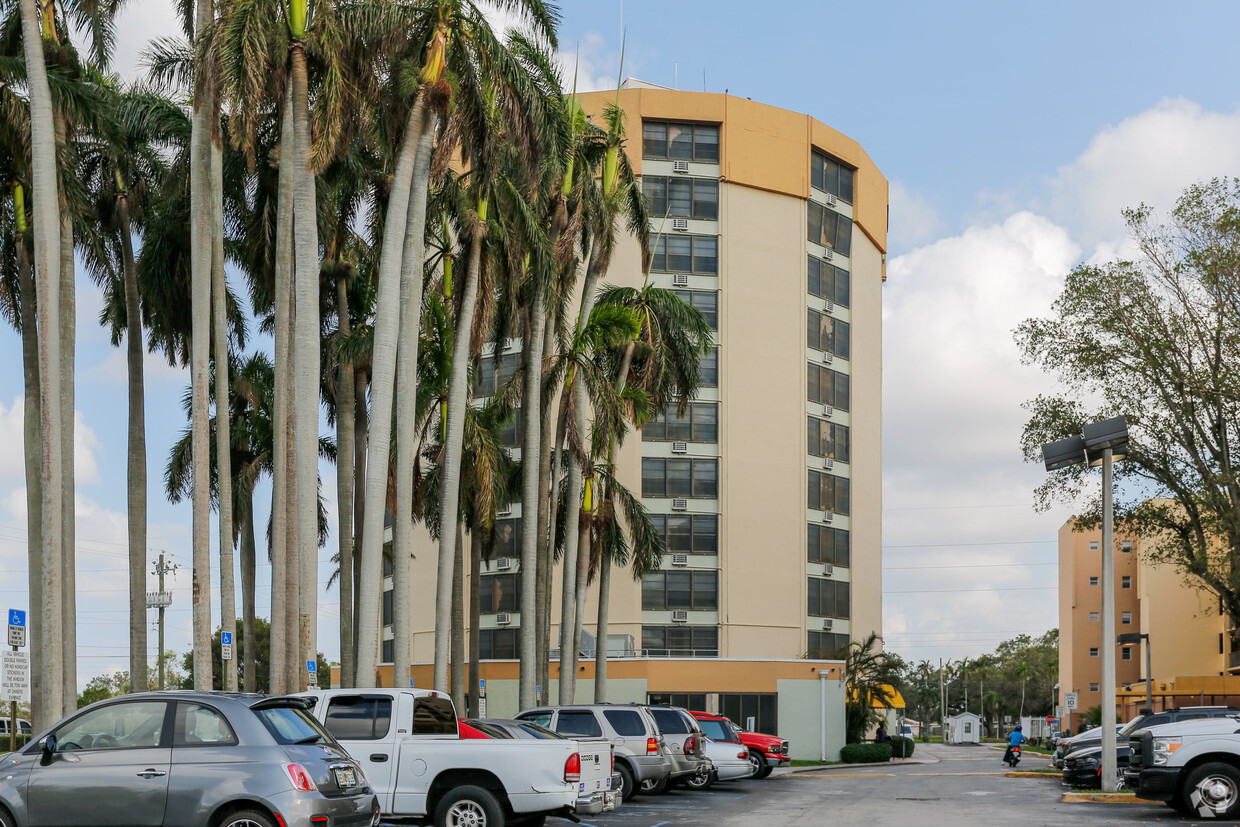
[1003,724,1025,766]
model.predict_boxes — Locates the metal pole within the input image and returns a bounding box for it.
[9,640,15,752]
[1145,636,1153,712]
[158,554,166,691]
[1100,447,1118,792]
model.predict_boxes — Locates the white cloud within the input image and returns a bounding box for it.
[0,398,103,487]
[888,181,943,250]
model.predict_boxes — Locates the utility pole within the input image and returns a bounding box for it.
[149,555,177,690]
[939,659,946,740]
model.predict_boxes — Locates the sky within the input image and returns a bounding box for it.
[6,0,1240,686]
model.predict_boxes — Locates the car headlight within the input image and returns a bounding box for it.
[1079,756,1099,766]
[1152,737,1181,766]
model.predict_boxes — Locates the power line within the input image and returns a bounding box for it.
[884,504,1033,512]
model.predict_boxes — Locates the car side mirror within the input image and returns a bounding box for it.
[40,735,57,765]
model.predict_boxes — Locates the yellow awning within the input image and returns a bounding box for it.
[847,686,905,709]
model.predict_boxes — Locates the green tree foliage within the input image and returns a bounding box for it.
[77,653,187,708]
[1018,178,1240,628]
[179,618,328,693]
[843,633,905,744]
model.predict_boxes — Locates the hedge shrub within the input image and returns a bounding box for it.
[840,742,892,764]
[890,736,915,758]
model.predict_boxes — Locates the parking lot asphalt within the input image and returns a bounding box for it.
[546,743,1236,826]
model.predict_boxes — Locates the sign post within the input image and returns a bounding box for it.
[1065,691,1079,735]
[478,679,487,718]
[307,659,318,689]
[5,610,26,752]
[221,632,233,663]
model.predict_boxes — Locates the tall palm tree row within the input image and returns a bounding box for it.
[6,0,728,715]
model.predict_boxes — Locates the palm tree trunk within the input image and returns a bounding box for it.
[391,115,436,689]
[290,42,320,688]
[435,212,486,692]
[351,368,367,679]
[335,276,355,689]
[189,0,214,690]
[269,90,294,696]
[14,194,45,725]
[468,529,482,716]
[241,494,257,692]
[558,389,583,705]
[535,313,556,700]
[519,301,546,709]
[211,145,238,693]
[59,204,76,715]
[117,189,149,693]
[355,97,432,687]
[451,525,466,712]
[594,550,611,703]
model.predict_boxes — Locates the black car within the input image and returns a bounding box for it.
[1053,707,1240,769]
[1062,743,1131,788]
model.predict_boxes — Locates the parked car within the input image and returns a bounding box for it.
[0,691,380,827]
[645,706,711,792]
[689,712,788,778]
[1125,713,1240,816]
[516,704,673,800]
[1062,743,1132,788]
[1054,708,1240,769]
[0,718,31,739]
[301,688,612,826]
[685,737,755,790]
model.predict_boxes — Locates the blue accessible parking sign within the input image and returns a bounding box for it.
[8,610,24,627]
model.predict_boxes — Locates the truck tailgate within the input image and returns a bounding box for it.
[574,740,613,798]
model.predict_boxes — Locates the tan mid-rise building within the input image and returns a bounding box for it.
[376,82,888,749]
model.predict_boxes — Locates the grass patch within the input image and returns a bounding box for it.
[789,759,840,767]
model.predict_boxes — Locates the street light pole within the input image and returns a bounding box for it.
[1144,636,1153,712]
[1100,445,1118,793]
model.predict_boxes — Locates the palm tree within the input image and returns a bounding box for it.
[842,633,904,744]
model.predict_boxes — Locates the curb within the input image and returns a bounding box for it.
[1061,792,1156,804]
[1005,771,1061,779]
[785,757,941,773]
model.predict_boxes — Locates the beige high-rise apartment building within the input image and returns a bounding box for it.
[373,82,888,744]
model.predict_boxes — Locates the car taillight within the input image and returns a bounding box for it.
[610,747,615,773]
[647,737,659,755]
[684,736,696,755]
[565,753,581,783]
[284,763,318,792]
[738,750,748,759]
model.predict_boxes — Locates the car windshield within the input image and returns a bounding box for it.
[1119,715,1147,736]
[254,705,335,746]
[697,718,738,742]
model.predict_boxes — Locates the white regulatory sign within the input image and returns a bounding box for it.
[1065,692,1079,710]
[7,626,24,647]
[221,643,233,661]
[1,650,29,703]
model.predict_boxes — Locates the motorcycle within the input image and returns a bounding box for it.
[1003,745,1022,768]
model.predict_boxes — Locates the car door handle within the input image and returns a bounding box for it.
[370,754,389,763]
[137,769,167,779]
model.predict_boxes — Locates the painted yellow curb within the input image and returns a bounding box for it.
[1006,771,1061,778]
[1061,792,1158,804]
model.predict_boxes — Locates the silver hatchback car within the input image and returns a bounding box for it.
[0,691,379,827]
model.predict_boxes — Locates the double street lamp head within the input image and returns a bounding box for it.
[1043,435,1087,471]
[1041,416,1130,471]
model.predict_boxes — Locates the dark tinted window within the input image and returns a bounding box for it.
[517,711,553,728]
[469,721,511,739]
[650,708,690,735]
[324,696,392,741]
[412,696,457,735]
[603,709,647,737]
[175,703,237,747]
[808,525,850,567]
[697,718,738,742]
[556,711,603,738]
[513,722,563,739]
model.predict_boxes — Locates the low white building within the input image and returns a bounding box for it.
[946,712,982,744]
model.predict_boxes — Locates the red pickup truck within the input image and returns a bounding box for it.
[690,712,789,779]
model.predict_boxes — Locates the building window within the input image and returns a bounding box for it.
[642,458,719,498]
[492,519,521,559]
[1090,541,1099,550]
[701,348,719,388]
[479,573,521,614]
[651,234,718,275]
[644,176,719,219]
[808,255,850,306]
[643,121,720,162]
[382,589,393,626]
[1121,541,1132,553]
[807,631,849,659]
[474,352,521,396]
[641,571,718,610]
[808,469,850,514]
[811,150,855,204]
[808,417,850,462]
[807,308,850,358]
[1090,612,1099,622]
[807,578,850,619]
[651,514,718,554]
[1089,647,1099,657]
[1122,575,1132,589]
[498,406,523,449]
[1089,683,1099,692]
[1121,611,1132,625]
[642,625,718,656]
[671,289,718,329]
[644,402,719,442]
[719,693,779,735]
[1089,576,1099,586]
[808,524,850,567]
[807,201,853,256]
[381,638,393,664]
[808,363,850,410]
[480,628,519,659]
[1122,647,1132,661]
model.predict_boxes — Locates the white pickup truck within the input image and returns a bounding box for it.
[299,688,614,826]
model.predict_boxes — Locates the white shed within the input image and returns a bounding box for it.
[946,712,982,744]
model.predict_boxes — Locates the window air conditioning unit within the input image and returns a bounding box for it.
[822,405,834,418]
[822,618,834,630]
[825,301,835,314]
[672,217,689,231]
[672,273,690,287]
[671,553,689,566]
[826,193,838,206]
[823,457,834,470]
[496,612,512,625]
[672,160,690,173]
[671,498,689,511]
[497,504,512,516]
[671,441,689,454]
[822,564,833,578]
[496,557,512,571]
[822,352,834,364]
[822,511,835,523]
[823,247,834,260]
[671,610,689,623]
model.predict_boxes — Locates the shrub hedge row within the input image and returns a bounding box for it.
[890,736,915,758]
[840,742,892,763]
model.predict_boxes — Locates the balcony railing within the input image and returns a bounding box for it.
[549,647,719,659]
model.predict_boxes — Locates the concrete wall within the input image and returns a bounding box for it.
[777,677,846,761]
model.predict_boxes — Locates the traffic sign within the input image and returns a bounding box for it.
[307,659,318,687]
[1056,705,1066,718]
[1046,715,1054,725]
[1065,692,1079,710]
[8,610,25,627]
[7,609,25,648]
[1,650,29,702]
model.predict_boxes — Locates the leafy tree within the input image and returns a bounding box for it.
[842,633,905,744]
[1018,178,1240,628]
[180,618,328,693]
